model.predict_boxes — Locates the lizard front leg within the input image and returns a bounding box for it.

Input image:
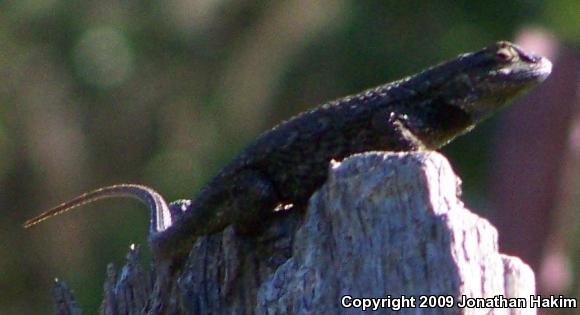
[372,110,427,151]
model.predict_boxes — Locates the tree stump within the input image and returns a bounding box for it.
[55,152,536,315]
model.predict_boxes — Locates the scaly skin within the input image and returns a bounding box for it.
[24,41,552,261]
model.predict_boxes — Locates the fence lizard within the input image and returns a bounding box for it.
[24,41,552,261]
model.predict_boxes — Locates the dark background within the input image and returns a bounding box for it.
[0,1,578,314]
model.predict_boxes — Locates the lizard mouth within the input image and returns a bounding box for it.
[531,56,553,80]
[496,56,552,83]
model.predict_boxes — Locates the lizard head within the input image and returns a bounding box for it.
[448,41,552,121]
[400,41,552,148]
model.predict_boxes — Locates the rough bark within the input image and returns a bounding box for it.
[56,151,536,314]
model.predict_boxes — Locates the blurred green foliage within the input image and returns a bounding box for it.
[0,0,577,313]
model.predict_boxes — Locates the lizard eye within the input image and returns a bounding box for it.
[496,46,519,62]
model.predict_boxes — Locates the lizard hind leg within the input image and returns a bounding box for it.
[228,170,281,235]
[148,171,281,260]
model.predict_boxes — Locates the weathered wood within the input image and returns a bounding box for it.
[53,278,82,315]
[57,152,536,314]
[100,245,153,315]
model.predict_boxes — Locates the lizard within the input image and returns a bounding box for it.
[24,41,552,262]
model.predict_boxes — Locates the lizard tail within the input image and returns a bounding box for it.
[23,184,173,233]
